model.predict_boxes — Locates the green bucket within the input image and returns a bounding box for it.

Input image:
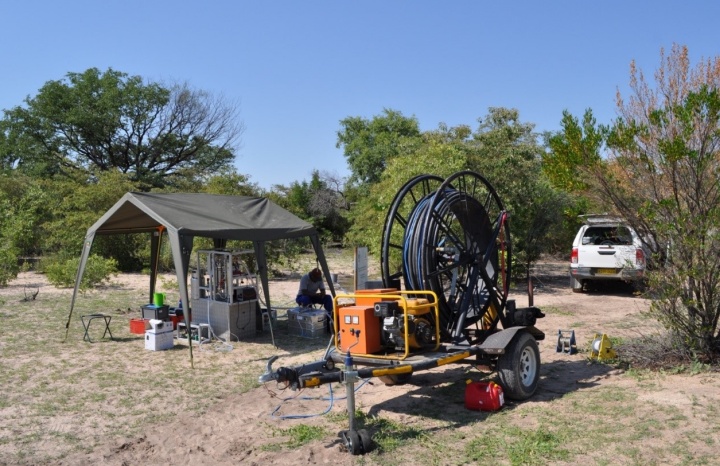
[153,292,165,307]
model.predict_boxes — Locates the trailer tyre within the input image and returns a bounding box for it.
[497,332,540,401]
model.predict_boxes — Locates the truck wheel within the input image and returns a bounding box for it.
[497,332,540,401]
[571,276,584,293]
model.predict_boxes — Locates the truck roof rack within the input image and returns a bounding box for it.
[579,214,625,225]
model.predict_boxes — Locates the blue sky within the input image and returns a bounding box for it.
[2,1,719,190]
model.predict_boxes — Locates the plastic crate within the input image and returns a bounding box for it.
[287,308,327,338]
[141,304,169,321]
[130,318,149,334]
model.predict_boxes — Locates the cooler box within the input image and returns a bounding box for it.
[287,307,326,338]
[142,304,169,321]
[145,327,174,351]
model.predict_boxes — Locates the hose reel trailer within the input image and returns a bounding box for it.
[259,171,545,455]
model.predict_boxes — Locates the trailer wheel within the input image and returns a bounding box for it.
[344,430,362,455]
[497,332,540,400]
[340,429,372,455]
[378,373,412,386]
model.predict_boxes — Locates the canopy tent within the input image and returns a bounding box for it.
[65,192,334,353]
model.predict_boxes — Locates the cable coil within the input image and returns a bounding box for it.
[381,171,511,342]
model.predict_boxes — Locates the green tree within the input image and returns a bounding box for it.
[336,108,422,186]
[544,109,604,193]
[272,170,349,242]
[40,170,144,269]
[465,108,569,274]
[345,132,467,251]
[200,169,261,197]
[543,109,607,252]
[603,44,720,356]
[0,68,243,189]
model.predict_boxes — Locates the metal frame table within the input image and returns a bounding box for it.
[82,314,113,342]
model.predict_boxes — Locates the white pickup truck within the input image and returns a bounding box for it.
[570,215,648,292]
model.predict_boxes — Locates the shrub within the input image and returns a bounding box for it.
[44,254,118,290]
[0,243,20,286]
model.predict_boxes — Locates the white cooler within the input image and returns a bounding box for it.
[145,321,174,351]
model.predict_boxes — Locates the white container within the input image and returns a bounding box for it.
[145,328,174,351]
[148,319,170,332]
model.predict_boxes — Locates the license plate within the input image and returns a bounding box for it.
[596,268,616,275]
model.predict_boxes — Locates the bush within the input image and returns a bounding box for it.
[0,244,20,286]
[44,254,118,290]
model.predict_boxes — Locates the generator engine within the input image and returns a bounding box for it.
[374,301,436,350]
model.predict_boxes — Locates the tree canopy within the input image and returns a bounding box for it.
[547,44,720,357]
[340,107,568,277]
[0,67,244,189]
[606,45,720,355]
[336,108,422,186]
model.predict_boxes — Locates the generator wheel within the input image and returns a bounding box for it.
[497,332,540,400]
[377,373,412,386]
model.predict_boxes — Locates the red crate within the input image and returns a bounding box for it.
[168,313,183,330]
[130,318,149,334]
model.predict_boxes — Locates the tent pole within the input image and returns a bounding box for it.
[169,232,195,368]
[254,241,276,348]
[65,235,95,342]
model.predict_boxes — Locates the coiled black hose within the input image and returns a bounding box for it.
[400,187,497,334]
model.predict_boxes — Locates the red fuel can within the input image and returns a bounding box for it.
[465,381,505,411]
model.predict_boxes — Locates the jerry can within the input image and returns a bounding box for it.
[464,380,504,411]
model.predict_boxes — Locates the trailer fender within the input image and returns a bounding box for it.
[478,326,538,354]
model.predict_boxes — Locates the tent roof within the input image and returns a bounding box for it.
[89,192,316,240]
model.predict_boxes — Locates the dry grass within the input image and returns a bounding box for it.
[1,256,720,465]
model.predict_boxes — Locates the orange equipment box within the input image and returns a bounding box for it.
[354,288,398,307]
[338,305,382,354]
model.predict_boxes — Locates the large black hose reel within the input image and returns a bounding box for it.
[380,171,511,344]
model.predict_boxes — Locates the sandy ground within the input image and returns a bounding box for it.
[3,258,720,465]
